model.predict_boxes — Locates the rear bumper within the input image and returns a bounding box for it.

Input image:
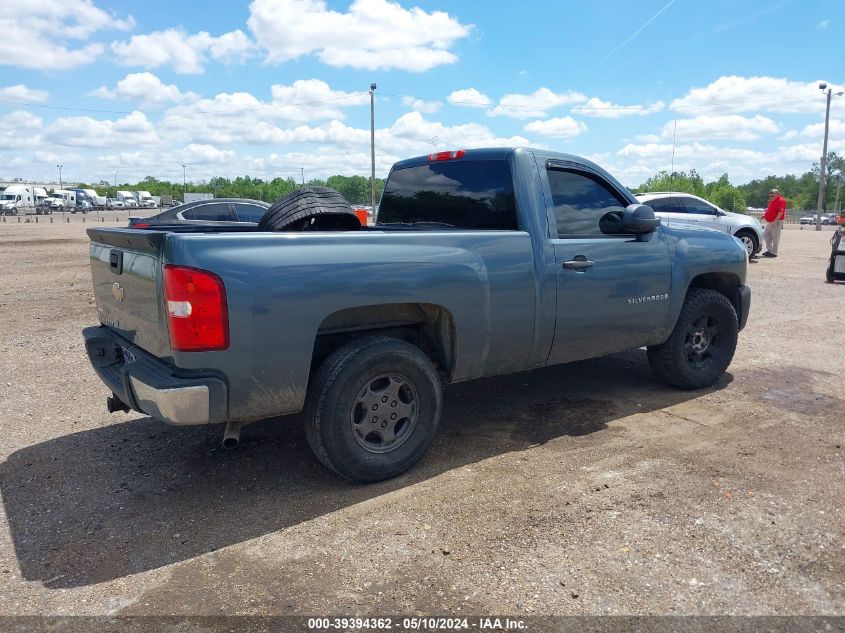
[83,326,227,425]
[736,285,751,331]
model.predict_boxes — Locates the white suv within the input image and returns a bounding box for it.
[636,192,764,257]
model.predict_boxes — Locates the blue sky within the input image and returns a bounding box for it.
[0,0,842,187]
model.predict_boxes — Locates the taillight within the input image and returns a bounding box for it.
[132,222,151,229]
[163,265,229,351]
[427,149,466,161]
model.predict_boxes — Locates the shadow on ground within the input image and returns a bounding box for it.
[0,350,729,588]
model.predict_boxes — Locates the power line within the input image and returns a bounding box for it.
[0,92,369,116]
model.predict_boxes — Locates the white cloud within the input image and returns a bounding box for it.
[671,75,843,115]
[45,111,159,148]
[0,111,44,149]
[524,117,587,139]
[89,73,198,106]
[448,88,491,108]
[818,19,830,29]
[0,0,133,70]
[0,84,49,103]
[247,0,472,72]
[111,28,255,74]
[661,114,781,141]
[488,87,587,119]
[271,79,369,121]
[797,118,845,141]
[573,98,665,118]
[181,144,236,165]
[617,141,766,163]
[402,96,442,114]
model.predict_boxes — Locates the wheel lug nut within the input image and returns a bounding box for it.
[372,404,378,410]
[372,417,378,423]
[381,421,388,428]
[391,401,397,407]
[382,396,388,403]
[391,413,397,420]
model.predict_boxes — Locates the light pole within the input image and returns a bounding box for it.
[182,164,187,200]
[57,164,62,190]
[114,170,118,190]
[370,82,377,213]
[301,167,305,186]
[815,83,844,230]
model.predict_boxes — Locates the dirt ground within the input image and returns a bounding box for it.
[0,219,842,619]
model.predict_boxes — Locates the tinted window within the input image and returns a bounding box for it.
[233,203,267,223]
[182,203,231,221]
[682,197,716,215]
[647,197,685,213]
[377,160,518,230]
[548,169,628,236]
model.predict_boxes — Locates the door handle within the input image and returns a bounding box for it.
[563,257,595,270]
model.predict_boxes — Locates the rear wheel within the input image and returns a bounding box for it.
[304,336,443,482]
[647,288,738,390]
[735,229,759,256]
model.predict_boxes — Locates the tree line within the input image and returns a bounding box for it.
[84,174,385,207]
[78,151,844,213]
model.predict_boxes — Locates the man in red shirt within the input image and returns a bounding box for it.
[762,188,786,257]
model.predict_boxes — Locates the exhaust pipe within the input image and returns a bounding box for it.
[222,421,242,449]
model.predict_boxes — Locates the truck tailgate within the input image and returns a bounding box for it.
[88,228,171,358]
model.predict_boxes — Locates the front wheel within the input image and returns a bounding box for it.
[304,336,443,482]
[735,230,759,257]
[647,288,738,390]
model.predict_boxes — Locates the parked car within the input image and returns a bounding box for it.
[800,215,817,225]
[127,198,270,228]
[107,198,125,209]
[822,213,837,225]
[84,147,750,482]
[635,192,764,257]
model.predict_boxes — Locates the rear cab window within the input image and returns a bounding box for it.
[376,160,519,230]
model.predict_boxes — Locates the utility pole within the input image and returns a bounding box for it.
[815,83,843,230]
[57,164,62,190]
[114,170,118,190]
[301,167,305,186]
[182,164,187,199]
[370,82,377,214]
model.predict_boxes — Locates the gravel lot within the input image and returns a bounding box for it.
[0,220,842,618]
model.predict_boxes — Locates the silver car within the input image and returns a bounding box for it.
[636,192,764,257]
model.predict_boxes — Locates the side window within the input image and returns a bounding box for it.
[648,197,685,213]
[182,203,232,221]
[233,203,267,223]
[548,169,628,236]
[681,197,716,215]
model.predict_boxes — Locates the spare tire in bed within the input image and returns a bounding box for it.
[258,186,361,231]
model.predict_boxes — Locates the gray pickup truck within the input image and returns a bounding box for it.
[84,148,750,481]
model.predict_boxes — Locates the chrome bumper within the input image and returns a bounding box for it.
[84,326,227,426]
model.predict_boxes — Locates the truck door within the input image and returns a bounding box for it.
[544,165,672,365]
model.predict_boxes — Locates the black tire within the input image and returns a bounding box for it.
[258,186,360,232]
[735,229,759,256]
[647,288,738,390]
[304,336,443,482]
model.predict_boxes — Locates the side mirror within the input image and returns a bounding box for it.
[622,204,661,240]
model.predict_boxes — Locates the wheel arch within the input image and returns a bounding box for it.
[311,303,457,382]
[687,272,744,327]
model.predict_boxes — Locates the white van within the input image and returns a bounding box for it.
[133,190,156,208]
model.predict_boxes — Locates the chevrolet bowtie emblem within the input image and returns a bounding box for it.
[112,282,125,302]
